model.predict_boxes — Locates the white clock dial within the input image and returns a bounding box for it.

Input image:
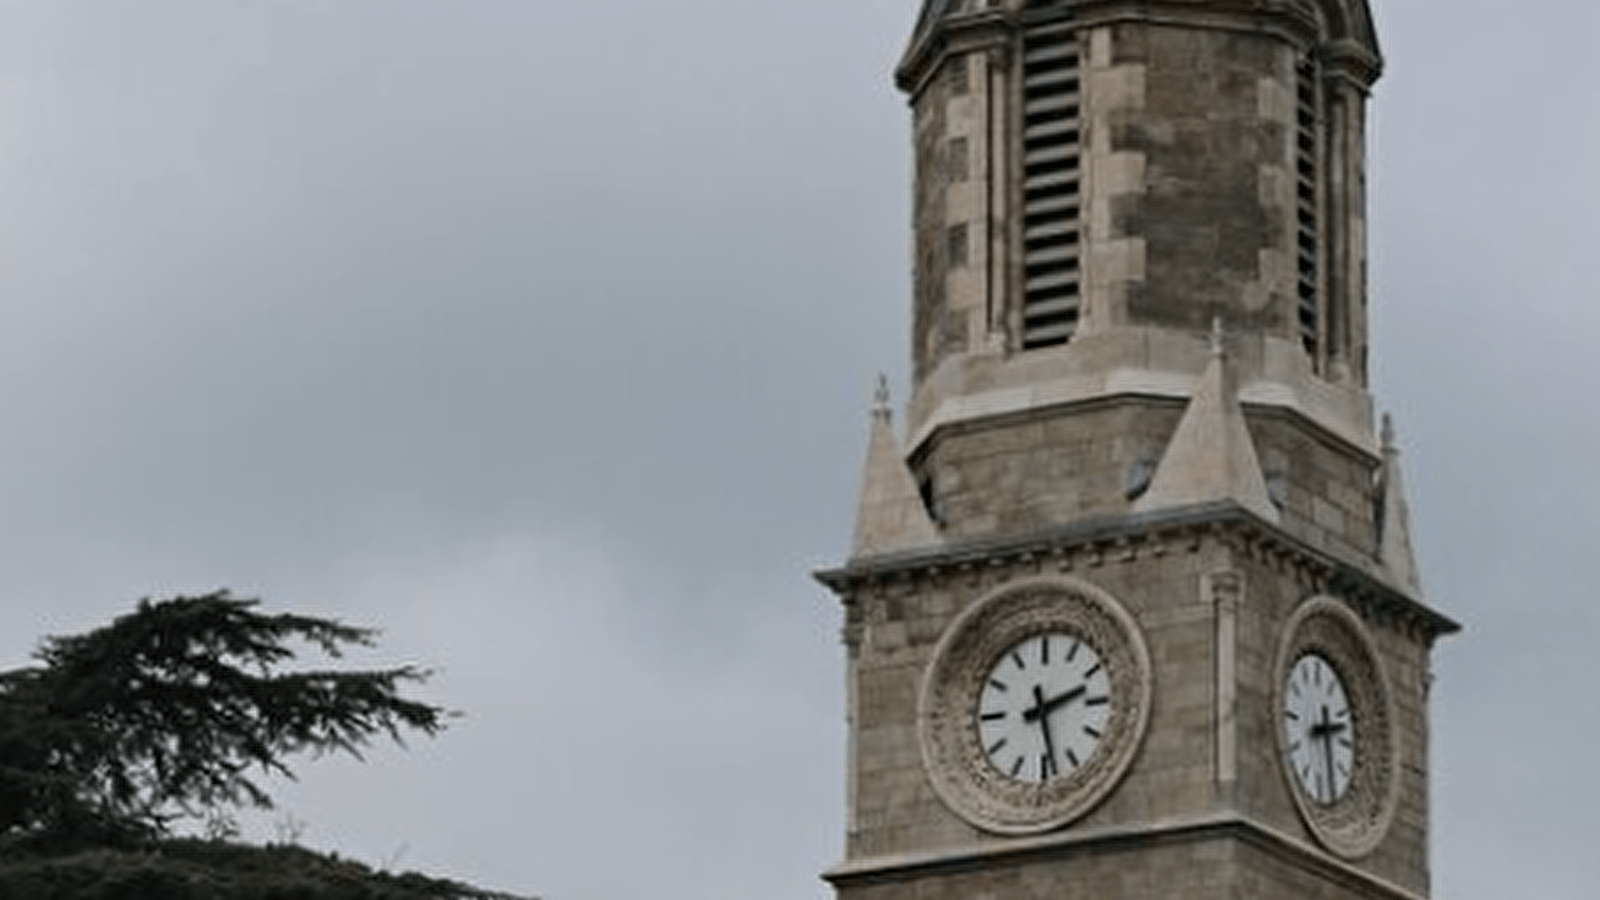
[1283,652,1355,805]
[977,632,1111,784]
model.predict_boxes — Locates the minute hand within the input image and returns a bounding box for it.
[1023,684,1087,723]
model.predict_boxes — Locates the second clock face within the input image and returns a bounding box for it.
[1283,652,1355,805]
[978,632,1111,784]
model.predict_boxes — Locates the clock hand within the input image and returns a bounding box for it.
[1022,684,1087,723]
[1310,706,1348,801]
[1320,709,1333,801]
[1029,685,1061,779]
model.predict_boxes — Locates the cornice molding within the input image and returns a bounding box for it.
[824,811,1426,900]
[897,9,1010,96]
[896,0,1381,101]
[814,501,1459,641]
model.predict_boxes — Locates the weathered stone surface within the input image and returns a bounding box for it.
[1377,416,1423,594]
[851,386,943,560]
[1135,340,1279,523]
[826,521,1444,895]
[825,2,1454,899]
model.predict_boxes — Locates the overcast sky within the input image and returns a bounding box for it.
[0,2,1594,899]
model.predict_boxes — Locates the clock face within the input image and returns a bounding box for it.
[1273,597,1400,859]
[1283,652,1354,805]
[919,578,1151,835]
[977,632,1111,784]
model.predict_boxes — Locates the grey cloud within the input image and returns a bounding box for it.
[0,1,1594,898]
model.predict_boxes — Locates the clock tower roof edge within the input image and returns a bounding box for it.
[898,0,1384,86]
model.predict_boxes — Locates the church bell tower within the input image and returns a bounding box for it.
[818,1,1458,898]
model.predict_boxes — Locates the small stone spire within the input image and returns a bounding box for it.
[1133,324,1279,523]
[1377,414,1423,595]
[850,375,942,560]
[872,373,892,423]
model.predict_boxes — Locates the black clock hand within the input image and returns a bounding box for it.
[1030,685,1060,779]
[1022,684,1087,723]
[1319,708,1334,800]
[1309,707,1348,801]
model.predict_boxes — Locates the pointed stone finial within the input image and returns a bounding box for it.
[873,373,892,424]
[850,374,941,559]
[1377,413,1423,594]
[1209,317,1226,358]
[1133,337,1279,523]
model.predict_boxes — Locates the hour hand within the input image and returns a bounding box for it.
[1022,684,1086,723]
[1308,715,1348,740]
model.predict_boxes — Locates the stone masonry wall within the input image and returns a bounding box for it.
[1105,23,1296,337]
[837,831,1425,900]
[1248,406,1383,561]
[912,50,996,384]
[912,56,958,384]
[912,397,1185,542]
[841,835,1249,900]
[914,397,1383,562]
[841,524,1433,894]
[845,539,1236,860]
[1231,550,1434,894]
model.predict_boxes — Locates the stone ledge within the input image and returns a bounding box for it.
[824,810,1426,900]
[814,501,1459,642]
[904,329,1378,460]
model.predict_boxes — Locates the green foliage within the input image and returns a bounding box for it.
[0,592,448,842]
[0,838,529,900]
[0,593,529,899]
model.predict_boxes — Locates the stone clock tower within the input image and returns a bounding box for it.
[817,1,1458,899]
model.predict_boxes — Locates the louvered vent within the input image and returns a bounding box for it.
[1019,25,1082,350]
[1295,58,1322,363]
